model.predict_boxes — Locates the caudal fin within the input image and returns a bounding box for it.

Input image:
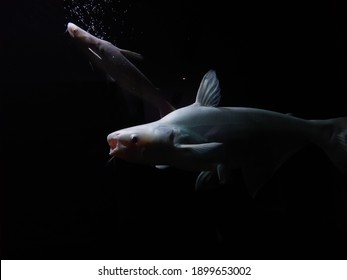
[323,117,347,175]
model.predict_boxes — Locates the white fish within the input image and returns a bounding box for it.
[107,70,347,197]
[67,22,175,117]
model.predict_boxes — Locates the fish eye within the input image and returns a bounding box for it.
[131,135,138,144]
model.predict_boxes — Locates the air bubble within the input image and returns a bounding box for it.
[63,0,138,40]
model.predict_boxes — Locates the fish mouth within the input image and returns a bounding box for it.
[67,22,79,38]
[108,137,128,157]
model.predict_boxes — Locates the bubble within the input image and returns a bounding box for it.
[63,0,139,41]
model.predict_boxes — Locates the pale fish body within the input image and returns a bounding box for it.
[107,70,347,197]
[67,22,174,117]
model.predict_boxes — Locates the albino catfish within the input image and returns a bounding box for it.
[107,70,347,197]
[67,22,174,117]
[66,22,347,197]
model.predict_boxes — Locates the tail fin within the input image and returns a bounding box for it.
[323,117,347,175]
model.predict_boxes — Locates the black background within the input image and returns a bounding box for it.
[1,0,347,259]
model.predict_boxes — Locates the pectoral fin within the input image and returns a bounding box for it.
[174,142,226,189]
[177,142,224,156]
[155,165,170,170]
[119,49,144,61]
[174,142,226,172]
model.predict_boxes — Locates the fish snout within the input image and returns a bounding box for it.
[66,22,99,46]
[67,22,79,38]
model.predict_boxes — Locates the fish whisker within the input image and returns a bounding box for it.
[105,156,116,167]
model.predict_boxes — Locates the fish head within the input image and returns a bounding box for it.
[67,22,118,66]
[67,22,100,47]
[107,124,175,164]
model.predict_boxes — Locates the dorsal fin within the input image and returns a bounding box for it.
[195,69,221,107]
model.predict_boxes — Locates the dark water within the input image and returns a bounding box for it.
[1,0,347,259]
